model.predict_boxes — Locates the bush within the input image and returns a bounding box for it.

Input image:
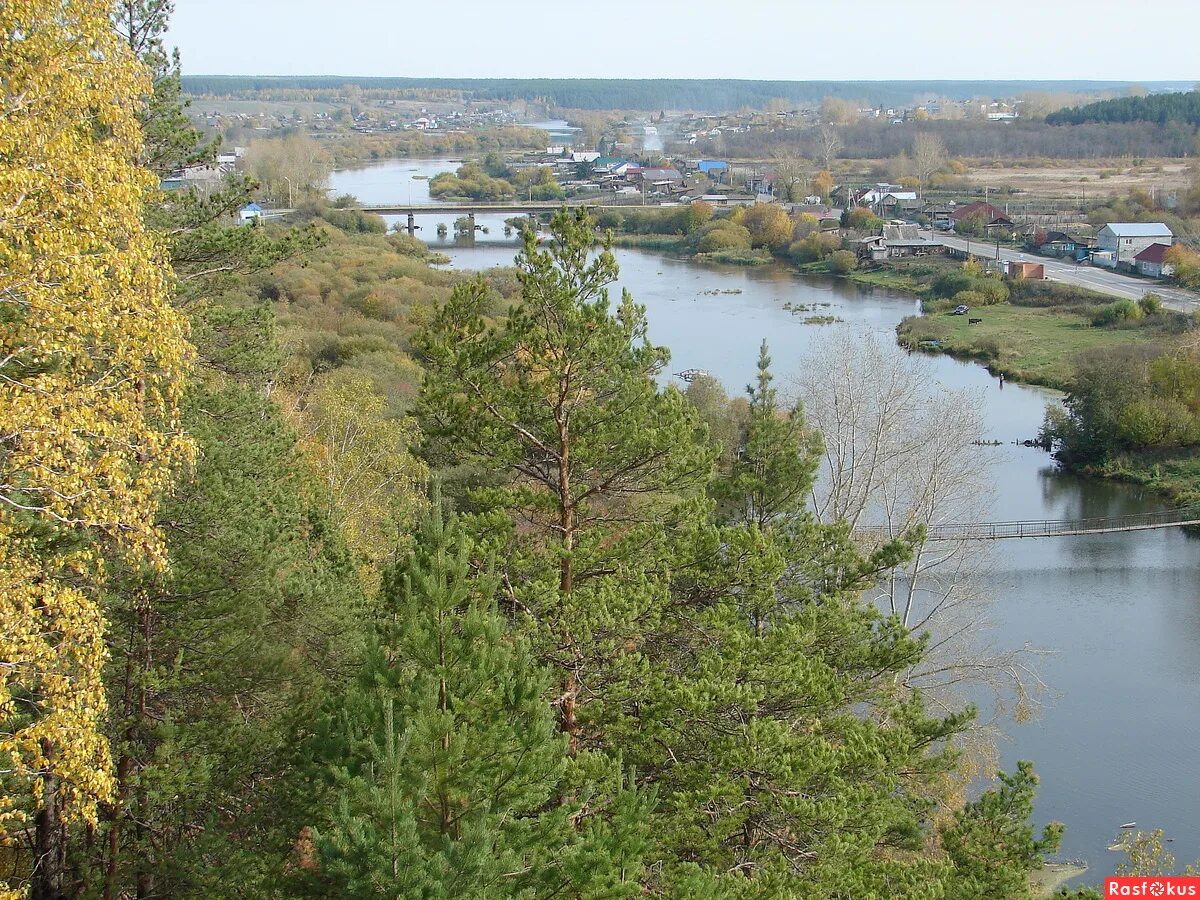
[827,250,858,275]
[1093,299,1144,326]
[930,270,976,298]
[788,231,841,264]
[698,225,752,254]
[976,278,1009,305]
[791,213,819,241]
[841,206,884,232]
[320,206,387,234]
[1139,293,1164,315]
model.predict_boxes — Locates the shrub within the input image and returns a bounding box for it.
[827,250,858,275]
[931,270,976,298]
[841,206,883,232]
[1093,299,1144,326]
[976,278,1009,305]
[791,213,819,241]
[1139,293,1164,315]
[788,231,841,264]
[697,223,752,253]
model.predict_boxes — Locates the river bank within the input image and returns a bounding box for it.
[611,226,1200,511]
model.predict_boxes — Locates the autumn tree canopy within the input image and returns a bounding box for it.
[0,0,192,857]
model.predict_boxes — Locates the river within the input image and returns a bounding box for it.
[330,163,1200,882]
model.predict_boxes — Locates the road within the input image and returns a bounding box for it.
[925,230,1200,313]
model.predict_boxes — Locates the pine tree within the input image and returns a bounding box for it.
[417,209,715,751]
[712,340,822,528]
[306,500,652,897]
[940,760,1064,899]
[83,317,365,897]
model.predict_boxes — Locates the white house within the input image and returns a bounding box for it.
[1096,223,1173,268]
[238,202,263,224]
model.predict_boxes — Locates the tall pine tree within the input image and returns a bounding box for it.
[306,499,652,898]
[417,209,714,753]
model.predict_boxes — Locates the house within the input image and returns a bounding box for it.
[238,202,263,224]
[858,235,888,262]
[160,163,226,194]
[951,202,1014,231]
[879,223,942,258]
[880,194,922,217]
[591,156,628,174]
[696,159,729,178]
[1096,223,1173,269]
[692,192,757,207]
[923,204,956,229]
[1133,243,1176,278]
[1034,230,1082,258]
[639,167,684,193]
[571,151,601,163]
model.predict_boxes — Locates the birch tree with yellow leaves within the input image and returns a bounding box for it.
[0,1,192,894]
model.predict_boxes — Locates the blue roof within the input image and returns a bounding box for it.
[241,203,262,212]
[697,160,728,172]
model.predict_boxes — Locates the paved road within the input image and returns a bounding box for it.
[926,230,1200,313]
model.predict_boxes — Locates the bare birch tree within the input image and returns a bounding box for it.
[912,132,947,199]
[792,330,1048,784]
[818,124,842,172]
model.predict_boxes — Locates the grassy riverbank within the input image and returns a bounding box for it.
[896,304,1174,389]
[1087,449,1200,506]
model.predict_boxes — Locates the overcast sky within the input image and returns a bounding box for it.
[169,0,1199,82]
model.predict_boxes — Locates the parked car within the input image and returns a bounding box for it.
[952,305,969,315]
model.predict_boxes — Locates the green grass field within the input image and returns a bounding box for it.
[897,305,1172,389]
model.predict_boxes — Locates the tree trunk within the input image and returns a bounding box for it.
[557,420,579,755]
[32,746,66,900]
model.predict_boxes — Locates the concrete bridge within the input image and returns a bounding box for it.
[349,200,668,235]
[853,506,1200,541]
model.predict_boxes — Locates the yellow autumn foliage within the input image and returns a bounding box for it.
[0,0,193,851]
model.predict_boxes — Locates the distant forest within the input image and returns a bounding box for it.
[1047,90,1200,126]
[180,76,1189,111]
[703,120,1199,161]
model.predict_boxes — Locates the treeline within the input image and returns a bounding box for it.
[181,75,1170,111]
[698,119,1198,161]
[1047,90,1200,125]
[326,126,549,166]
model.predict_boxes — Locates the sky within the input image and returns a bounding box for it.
[169,0,1200,82]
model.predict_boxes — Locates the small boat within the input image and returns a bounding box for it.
[1120,822,1137,829]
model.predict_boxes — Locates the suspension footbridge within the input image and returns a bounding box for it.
[853,507,1200,541]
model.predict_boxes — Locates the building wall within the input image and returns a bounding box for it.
[1097,230,1173,263]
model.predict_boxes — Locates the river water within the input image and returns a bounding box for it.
[330,163,1200,880]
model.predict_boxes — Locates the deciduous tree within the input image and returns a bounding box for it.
[913,132,948,199]
[0,2,192,893]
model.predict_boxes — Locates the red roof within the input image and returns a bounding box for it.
[1134,242,1172,263]
[951,201,1010,222]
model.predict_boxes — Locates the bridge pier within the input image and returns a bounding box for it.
[468,211,475,231]
[406,212,416,236]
